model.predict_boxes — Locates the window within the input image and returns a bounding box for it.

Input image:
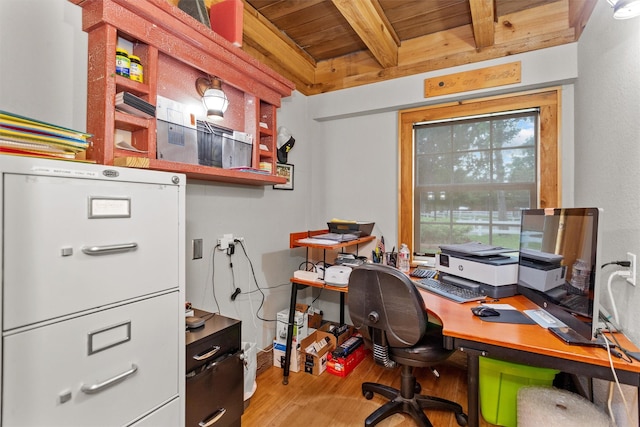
[399,88,561,257]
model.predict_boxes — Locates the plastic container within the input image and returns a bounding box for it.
[129,55,143,82]
[399,244,410,272]
[569,259,590,294]
[115,48,130,78]
[479,357,559,427]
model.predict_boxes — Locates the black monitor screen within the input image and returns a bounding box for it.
[517,207,602,340]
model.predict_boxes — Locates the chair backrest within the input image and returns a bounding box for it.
[348,263,428,348]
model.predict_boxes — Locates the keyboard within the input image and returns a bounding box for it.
[410,267,437,279]
[414,278,486,303]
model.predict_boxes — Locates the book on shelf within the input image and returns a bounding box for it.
[0,110,91,142]
[0,110,90,154]
[115,92,156,118]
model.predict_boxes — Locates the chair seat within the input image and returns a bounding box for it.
[390,323,454,367]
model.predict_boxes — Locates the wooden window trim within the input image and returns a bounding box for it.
[398,87,561,254]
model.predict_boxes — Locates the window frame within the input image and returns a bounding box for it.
[398,88,561,258]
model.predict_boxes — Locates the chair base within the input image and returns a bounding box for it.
[361,366,468,427]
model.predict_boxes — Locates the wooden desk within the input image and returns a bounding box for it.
[282,230,375,384]
[420,292,640,427]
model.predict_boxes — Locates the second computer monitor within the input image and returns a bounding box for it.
[516,207,603,340]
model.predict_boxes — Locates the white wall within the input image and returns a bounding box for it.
[184,91,313,348]
[576,0,640,346]
[306,44,580,256]
[576,3,640,424]
[0,0,87,131]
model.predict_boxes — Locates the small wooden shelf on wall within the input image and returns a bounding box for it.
[72,0,294,185]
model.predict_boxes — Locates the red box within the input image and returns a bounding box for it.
[326,342,369,377]
[209,0,243,47]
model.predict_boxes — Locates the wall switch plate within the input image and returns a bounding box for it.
[192,238,203,260]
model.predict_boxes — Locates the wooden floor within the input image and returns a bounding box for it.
[242,351,497,426]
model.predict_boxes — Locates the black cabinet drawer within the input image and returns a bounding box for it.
[186,351,243,427]
[186,314,241,372]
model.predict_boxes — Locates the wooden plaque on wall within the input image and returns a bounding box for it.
[424,62,521,98]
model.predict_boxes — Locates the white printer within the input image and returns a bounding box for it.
[436,242,519,298]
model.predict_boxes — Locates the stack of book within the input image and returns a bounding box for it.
[0,110,91,160]
[115,92,155,118]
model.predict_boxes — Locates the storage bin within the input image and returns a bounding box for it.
[196,120,223,167]
[222,134,252,169]
[479,357,559,427]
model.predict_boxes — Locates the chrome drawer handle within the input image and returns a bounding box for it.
[199,408,226,427]
[81,363,138,394]
[82,243,138,255]
[193,346,220,361]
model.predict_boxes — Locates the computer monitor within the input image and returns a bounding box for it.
[516,207,603,340]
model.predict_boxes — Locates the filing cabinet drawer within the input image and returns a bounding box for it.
[130,397,181,427]
[3,174,180,330]
[2,292,180,427]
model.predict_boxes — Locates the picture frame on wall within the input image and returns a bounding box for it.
[273,163,294,190]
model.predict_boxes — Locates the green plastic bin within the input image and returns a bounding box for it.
[479,357,559,427]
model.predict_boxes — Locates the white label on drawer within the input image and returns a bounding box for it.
[88,321,131,355]
[89,197,131,218]
[31,166,100,178]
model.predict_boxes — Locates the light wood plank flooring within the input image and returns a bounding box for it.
[242,351,497,426]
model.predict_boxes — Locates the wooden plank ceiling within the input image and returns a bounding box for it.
[201,0,598,96]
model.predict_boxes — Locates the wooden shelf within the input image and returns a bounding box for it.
[290,229,376,250]
[290,277,349,293]
[74,0,294,185]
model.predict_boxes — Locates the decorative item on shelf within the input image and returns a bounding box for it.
[195,76,229,119]
[608,0,640,19]
[273,163,294,190]
[276,126,295,163]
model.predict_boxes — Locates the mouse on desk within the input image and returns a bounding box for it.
[471,306,500,317]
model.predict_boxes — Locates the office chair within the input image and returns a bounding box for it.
[348,263,468,427]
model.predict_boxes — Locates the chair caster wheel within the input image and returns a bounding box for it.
[414,382,421,393]
[455,413,468,426]
[364,390,374,400]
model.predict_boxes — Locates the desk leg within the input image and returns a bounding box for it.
[339,293,345,325]
[282,282,298,385]
[466,351,480,427]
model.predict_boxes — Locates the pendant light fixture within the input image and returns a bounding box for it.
[608,0,640,19]
[195,76,229,119]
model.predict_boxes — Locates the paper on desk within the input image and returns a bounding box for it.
[480,303,517,310]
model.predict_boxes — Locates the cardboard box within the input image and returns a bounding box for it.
[273,340,301,372]
[319,322,355,347]
[326,341,368,378]
[300,330,337,376]
[276,308,308,345]
[295,303,323,329]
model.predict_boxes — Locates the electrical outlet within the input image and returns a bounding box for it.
[217,233,234,250]
[627,252,636,286]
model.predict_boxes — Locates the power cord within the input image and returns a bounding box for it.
[597,327,634,426]
[601,261,632,331]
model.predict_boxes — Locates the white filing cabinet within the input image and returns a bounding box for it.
[0,156,186,426]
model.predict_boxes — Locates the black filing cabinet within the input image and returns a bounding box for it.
[186,311,243,427]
